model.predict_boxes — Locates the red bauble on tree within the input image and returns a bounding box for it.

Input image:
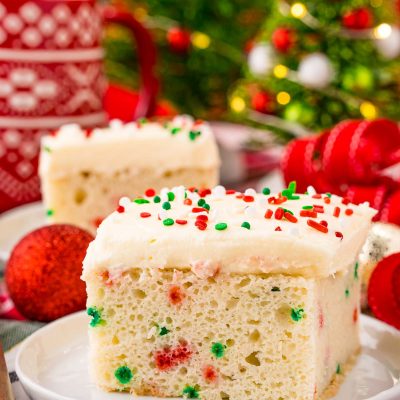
[5,224,94,322]
[342,8,374,30]
[167,27,192,53]
[251,91,275,114]
[272,27,296,53]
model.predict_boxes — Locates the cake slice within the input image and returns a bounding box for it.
[82,185,376,399]
[39,115,220,233]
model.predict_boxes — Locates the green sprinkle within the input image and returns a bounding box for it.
[203,203,210,211]
[154,195,161,203]
[336,364,341,374]
[290,195,300,200]
[288,181,297,193]
[163,218,174,226]
[211,342,226,358]
[159,326,170,336]
[241,221,251,229]
[197,198,206,206]
[189,130,201,141]
[281,189,292,198]
[354,262,359,280]
[138,117,148,124]
[133,198,150,204]
[167,192,175,201]
[345,288,350,298]
[271,286,281,292]
[171,127,181,135]
[44,146,51,153]
[302,205,313,210]
[291,308,305,322]
[326,193,332,198]
[87,307,105,327]
[162,201,171,210]
[182,385,200,399]
[215,222,227,231]
[262,187,271,195]
[46,209,54,217]
[115,366,133,384]
[283,208,294,215]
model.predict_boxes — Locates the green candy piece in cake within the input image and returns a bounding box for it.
[115,366,133,384]
[87,307,105,327]
[182,385,200,398]
[211,342,226,358]
[291,308,305,322]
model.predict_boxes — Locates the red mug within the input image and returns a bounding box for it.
[0,0,158,212]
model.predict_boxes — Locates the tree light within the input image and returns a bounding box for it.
[230,96,246,112]
[360,101,377,119]
[273,64,289,79]
[291,3,307,19]
[374,24,392,40]
[192,32,211,49]
[277,91,291,105]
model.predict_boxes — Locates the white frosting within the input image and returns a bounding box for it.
[39,115,220,179]
[83,187,376,278]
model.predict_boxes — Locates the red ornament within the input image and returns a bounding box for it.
[251,91,275,114]
[5,224,94,322]
[342,8,373,30]
[368,253,400,329]
[272,27,296,53]
[167,27,191,53]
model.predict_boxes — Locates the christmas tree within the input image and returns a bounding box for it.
[106,0,271,119]
[229,0,400,137]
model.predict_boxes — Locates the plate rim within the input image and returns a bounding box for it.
[15,311,400,400]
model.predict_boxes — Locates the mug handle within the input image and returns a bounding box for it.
[103,6,159,119]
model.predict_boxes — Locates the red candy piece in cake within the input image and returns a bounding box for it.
[368,253,400,329]
[154,342,193,371]
[168,285,185,305]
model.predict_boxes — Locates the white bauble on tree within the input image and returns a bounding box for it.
[375,27,400,59]
[297,53,334,89]
[248,43,276,76]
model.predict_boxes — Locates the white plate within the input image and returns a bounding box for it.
[0,202,45,261]
[16,311,400,400]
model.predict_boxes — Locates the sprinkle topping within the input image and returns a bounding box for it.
[215,222,228,231]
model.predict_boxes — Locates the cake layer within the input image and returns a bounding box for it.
[39,115,220,180]
[84,265,360,399]
[83,186,376,278]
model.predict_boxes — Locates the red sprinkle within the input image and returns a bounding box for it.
[353,308,358,323]
[268,196,276,204]
[275,226,282,231]
[342,197,351,205]
[313,205,324,213]
[300,210,317,218]
[176,219,188,225]
[188,187,196,192]
[333,207,341,218]
[284,212,298,223]
[275,207,284,220]
[184,198,192,206]
[324,197,331,204]
[203,365,218,383]
[196,214,208,222]
[243,195,254,203]
[307,219,328,233]
[155,342,193,371]
[312,194,322,199]
[168,285,185,305]
[236,194,244,199]
[192,207,208,213]
[145,188,156,197]
[320,220,328,227]
[199,188,211,197]
[226,189,236,195]
[274,196,288,205]
[335,231,344,240]
[345,208,354,216]
[140,212,151,218]
[117,205,125,213]
[264,209,273,219]
[195,220,207,230]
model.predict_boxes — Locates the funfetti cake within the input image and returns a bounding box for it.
[82,184,376,400]
[39,115,220,234]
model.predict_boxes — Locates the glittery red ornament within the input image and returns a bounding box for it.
[167,27,191,53]
[272,27,296,53]
[251,91,275,114]
[5,224,94,322]
[368,253,400,329]
[342,8,373,30]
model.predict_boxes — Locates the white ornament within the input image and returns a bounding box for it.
[297,53,334,89]
[375,27,400,59]
[248,43,276,76]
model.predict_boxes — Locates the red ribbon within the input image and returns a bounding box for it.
[281,119,400,225]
